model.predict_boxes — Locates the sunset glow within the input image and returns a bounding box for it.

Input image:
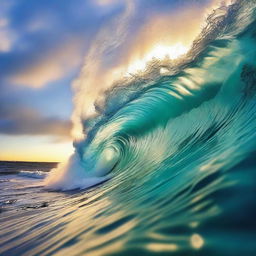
[127,43,189,74]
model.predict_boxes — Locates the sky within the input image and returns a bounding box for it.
[0,0,229,162]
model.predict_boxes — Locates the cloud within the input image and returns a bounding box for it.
[0,30,12,52]
[0,0,227,88]
[0,103,72,140]
[94,0,122,6]
[9,40,83,88]
[0,0,221,89]
[0,18,12,52]
[0,0,125,88]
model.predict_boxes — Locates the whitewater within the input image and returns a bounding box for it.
[1,0,256,255]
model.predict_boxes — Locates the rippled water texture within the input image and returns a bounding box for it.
[1,0,256,255]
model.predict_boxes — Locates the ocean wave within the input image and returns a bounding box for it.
[45,0,256,190]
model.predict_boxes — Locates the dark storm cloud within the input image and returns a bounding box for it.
[0,103,72,139]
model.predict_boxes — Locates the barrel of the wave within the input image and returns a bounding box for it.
[88,146,120,176]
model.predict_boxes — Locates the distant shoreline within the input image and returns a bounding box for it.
[0,161,59,174]
[0,160,59,164]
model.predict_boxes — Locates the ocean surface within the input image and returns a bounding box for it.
[1,0,256,255]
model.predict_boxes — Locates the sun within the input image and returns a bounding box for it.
[127,43,189,74]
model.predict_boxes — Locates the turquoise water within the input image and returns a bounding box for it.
[1,1,256,255]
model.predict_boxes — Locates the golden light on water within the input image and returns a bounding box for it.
[127,43,189,74]
[190,233,204,249]
[147,243,178,252]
